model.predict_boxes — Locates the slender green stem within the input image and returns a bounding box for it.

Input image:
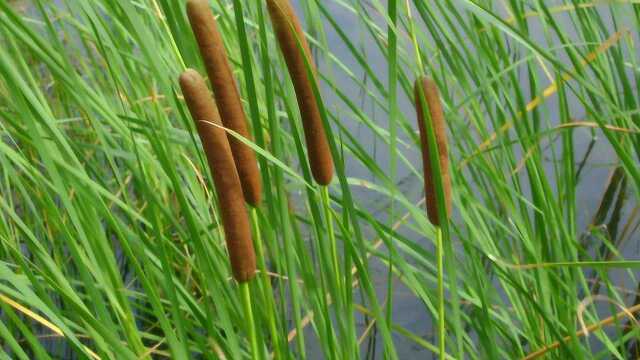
[320,186,347,357]
[320,186,341,291]
[386,2,398,357]
[436,226,445,359]
[240,282,258,359]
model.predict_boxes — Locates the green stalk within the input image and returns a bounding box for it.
[240,282,259,359]
[436,226,445,359]
[320,185,347,358]
[387,1,398,353]
[320,186,341,291]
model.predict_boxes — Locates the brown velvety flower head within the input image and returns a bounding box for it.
[414,77,451,226]
[266,0,334,186]
[186,0,262,206]
[180,69,256,282]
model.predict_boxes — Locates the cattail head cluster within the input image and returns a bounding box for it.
[180,69,256,283]
[266,0,334,186]
[414,77,451,226]
[186,0,262,206]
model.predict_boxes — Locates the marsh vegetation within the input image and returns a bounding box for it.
[0,0,639,359]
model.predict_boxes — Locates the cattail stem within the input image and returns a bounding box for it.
[414,77,451,226]
[187,0,262,206]
[240,282,259,358]
[436,227,446,359]
[179,69,256,283]
[266,0,334,186]
[319,187,347,356]
[320,187,341,290]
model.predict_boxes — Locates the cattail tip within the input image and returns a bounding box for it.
[179,68,200,86]
[186,0,208,12]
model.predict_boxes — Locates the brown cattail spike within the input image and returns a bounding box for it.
[266,0,334,186]
[186,0,262,206]
[414,77,452,226]
[179,69,256,283]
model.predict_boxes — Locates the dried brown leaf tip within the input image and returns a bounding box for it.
[179,69,256,282]
[186,0,262,206]
[266,0,334,186]
[414,77,452,226]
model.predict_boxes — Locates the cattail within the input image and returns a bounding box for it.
[180,69,256,283]
[266,0,334,186]
[414,77,452,226]
[186,0,262,206]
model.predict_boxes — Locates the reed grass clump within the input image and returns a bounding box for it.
[179,69,256,283]
[266,0,334,186]
[186,0,262,206]
[414,77,451,226]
